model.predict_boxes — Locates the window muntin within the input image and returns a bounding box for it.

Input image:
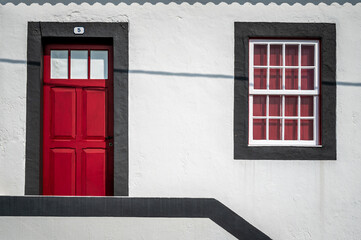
[249,39,320,146]
[50,49,109,80]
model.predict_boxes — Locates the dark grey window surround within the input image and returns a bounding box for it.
[234,22,336,160]
[25,22,129,195]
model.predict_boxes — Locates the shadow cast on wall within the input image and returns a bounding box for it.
[0,0,360,6]
[0,58,360,87]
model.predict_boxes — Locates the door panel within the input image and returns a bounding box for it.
[80,149,106,196]
[44,148,76,195]
[51,88,76,139]
[83,89,107,139]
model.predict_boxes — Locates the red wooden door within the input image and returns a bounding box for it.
[42,44,113,196]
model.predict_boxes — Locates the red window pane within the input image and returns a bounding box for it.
[301,120,313,140]
[301,69,314,90]
[254,68,267,89]
[285,69,298,90]
[253,119,266,140]
[270,69,282,89]
[285,96,298,116]
[269,119,281,140]
[301,96,313,116]
[285,45,298,66]
[253,96,266,116]
[285,120,298,140]
[269,96,282,116]
[270,45,282,66]
[301,45,315,66]
[254,45,267,66]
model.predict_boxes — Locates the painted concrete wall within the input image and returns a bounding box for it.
[1,1,361,239]
[0,217,236,239]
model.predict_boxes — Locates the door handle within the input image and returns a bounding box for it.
[105,136,113,140]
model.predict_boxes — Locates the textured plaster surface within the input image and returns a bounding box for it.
[0,217,236,239]
[0,2,361,240]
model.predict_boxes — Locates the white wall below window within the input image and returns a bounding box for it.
[0,1,361,240]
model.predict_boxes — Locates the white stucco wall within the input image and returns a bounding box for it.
[1,1,361,239]
[0,217,236,239]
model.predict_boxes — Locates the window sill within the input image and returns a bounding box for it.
[248,144,322,147]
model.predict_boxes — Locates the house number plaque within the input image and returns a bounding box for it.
[74,27,85,35]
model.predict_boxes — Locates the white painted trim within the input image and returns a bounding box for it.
[249,89,318,95]
[248,140,321,147]
[250,39,320,44]
[249,39,320,146]
[253,116,314,120]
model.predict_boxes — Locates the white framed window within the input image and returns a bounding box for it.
[50,49,109,80]
[249,39,320,146]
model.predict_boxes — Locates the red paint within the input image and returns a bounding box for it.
[301,69,315,90]
[254,68,267,89]
[269,69,282,90]
[81,149,106,196]
[301,120,313,140]
[49,149,76,195]
[301,97,313,117]
[269,96,282,116]
[50,88,76,139]
[270,45,282,66]
[301,45,315,66]
[253,44,267,66]
[253,96,266,116]
[284,120,298,140]
[269,119,281,140]
[43,44,113,196]
[285,69,298,90]
[285,45,299,66]
[253,119,266,140]
[83,89,107,139]
[285,96,298,116]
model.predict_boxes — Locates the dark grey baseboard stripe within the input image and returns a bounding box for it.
[0,196,270,240]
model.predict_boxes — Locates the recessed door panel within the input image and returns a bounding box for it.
[51,87,76,139]
[81,149,106,196]
[48,148,76,195]
[83,89,107,139]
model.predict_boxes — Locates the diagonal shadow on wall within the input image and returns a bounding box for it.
[0,58,360,87]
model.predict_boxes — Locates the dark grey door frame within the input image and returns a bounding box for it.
[25,22,129,196]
